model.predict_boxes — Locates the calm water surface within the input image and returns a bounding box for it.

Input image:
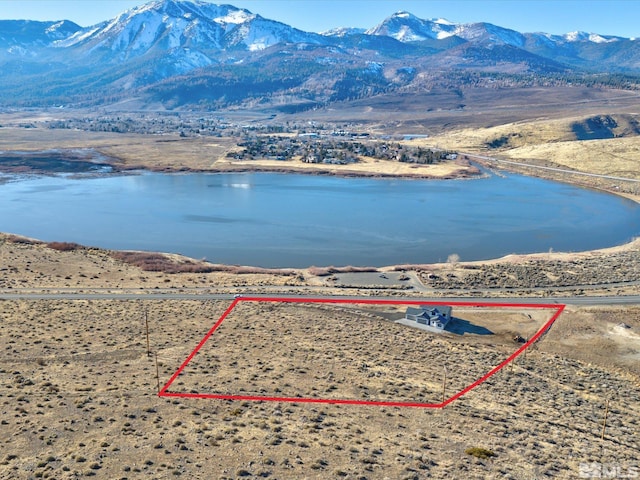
[1,171,638,267]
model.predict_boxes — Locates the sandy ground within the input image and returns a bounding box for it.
[210,156,478,179]
[1,294,638,479]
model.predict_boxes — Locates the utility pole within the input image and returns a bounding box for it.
[155,352,161,393]
[442,366,447,405]
[601,399,610,441]
[145,309,150,358]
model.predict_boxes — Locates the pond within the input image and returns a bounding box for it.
[1,171,638,267]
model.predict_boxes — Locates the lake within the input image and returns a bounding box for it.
[1,171,639,268]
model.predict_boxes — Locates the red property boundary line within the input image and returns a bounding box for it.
[159,297,565,408]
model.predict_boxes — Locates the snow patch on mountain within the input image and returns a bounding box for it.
[366,11,458,41]
[564,31,621,43]
[433,18,455,26]
[321,27,367,37]
[214,9,255,25]
[454,22,525,46]
[44,21,80,39]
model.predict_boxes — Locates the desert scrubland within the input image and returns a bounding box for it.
[1,234,639,479]
[1,294,639,479]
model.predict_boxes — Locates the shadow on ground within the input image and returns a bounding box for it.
[445,317,493,336]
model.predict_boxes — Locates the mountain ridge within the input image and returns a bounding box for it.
[1,0,638,110]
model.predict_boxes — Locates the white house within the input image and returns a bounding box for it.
[404,305,452,332]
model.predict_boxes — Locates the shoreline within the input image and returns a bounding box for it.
[1,147,638,275]
[135,162,483,180]
[1,155,639,273]
[0,146,483,181]
[2,230,638,280]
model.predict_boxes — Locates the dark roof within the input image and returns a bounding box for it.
[406,306,451,316]
[421,305,452,316]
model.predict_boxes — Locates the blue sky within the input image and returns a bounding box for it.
[1,0,639,37]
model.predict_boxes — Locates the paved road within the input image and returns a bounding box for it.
[1,289,639,305]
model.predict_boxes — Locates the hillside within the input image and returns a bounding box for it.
[416,113,640,183]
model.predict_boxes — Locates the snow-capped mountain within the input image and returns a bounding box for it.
[58,0,324,59]
[365,10,630,49]
[368,11,556,48]
[42,0,328,83]
[0,0,638,109]
[0,19,80,55]
[366,11,457,41]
